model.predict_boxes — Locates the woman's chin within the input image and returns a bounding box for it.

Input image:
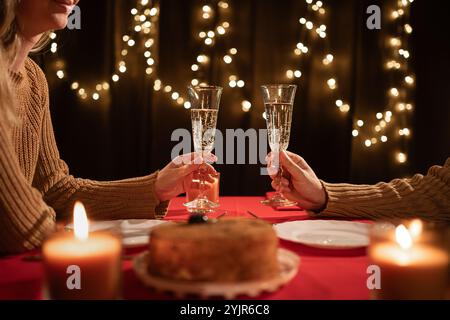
[49,14,69,30]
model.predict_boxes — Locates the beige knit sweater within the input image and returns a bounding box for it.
[319,158,450,222]
[0,58,167,254]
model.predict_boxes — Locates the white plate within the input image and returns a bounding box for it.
[65,219,170,248]
[274,220,370,249]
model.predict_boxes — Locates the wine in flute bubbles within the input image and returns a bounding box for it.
[265,103,293,152]
[191,108,218,155]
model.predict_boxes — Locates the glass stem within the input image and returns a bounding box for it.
[198,164,207,199]
[276,162,285,198]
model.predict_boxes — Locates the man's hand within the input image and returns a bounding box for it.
[268,151,327,211]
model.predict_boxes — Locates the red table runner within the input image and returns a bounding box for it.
[0,196,370,300]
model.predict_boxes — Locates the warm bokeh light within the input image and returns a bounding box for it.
[396,152,407,163]
[50,0,414,162]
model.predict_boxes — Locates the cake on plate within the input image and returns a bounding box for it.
[147,217,279,282]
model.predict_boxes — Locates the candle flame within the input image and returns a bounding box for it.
[408,219,423,239]
[395,224,412,250]
[73,201,89,241]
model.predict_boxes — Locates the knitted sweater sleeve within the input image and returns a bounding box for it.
[0,119,56,254]
[30,62,168,221]
[317,158,450,221]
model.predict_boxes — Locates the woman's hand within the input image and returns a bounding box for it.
[154,153,217,202]
[268,151,327,211]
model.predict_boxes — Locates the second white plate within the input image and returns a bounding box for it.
[65,219,170,248]
[274,220,370,249]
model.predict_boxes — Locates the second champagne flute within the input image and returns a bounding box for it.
[261,84,297,207]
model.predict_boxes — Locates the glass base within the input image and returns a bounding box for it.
[183,198,220,214]
[261,194,297,207]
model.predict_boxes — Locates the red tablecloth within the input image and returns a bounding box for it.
[0,197,370,300]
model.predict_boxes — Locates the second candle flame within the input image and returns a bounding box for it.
[395,224,412,250]
[408,219,423,240]
[73,201,89,241]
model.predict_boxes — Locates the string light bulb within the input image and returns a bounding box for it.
[390,37,401,47]
[286,70,294,79]
[149,7,158,16]
[327,78,336,89]
[223,55,232,64]
[404,75,414,85]
[50,43,57,53]
[389,87,399,97]
[171,92,179,100]
[404,24,413,33]
[56,70,64,79]
[241,100,252,112]
[396,152,407,163]
[322,53,333,65]
[339,104,350,113]
[197,55,209,63]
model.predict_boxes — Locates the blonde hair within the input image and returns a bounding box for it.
[0,0,51,124]
[0,0,19,124]
[31,31,52,53]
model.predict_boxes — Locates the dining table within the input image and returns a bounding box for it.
[0,196,371,300]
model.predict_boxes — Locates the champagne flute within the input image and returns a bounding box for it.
[261,84,298,207]
[183,85,222,213]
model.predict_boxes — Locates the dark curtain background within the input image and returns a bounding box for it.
[36,0,450,196]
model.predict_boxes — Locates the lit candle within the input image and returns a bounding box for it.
[369,221,449,299]
[42,202,122,299]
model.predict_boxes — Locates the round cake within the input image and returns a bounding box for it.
[147,218,279,282]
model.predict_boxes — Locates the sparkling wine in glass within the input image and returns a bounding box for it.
[261,84,298,207]
[184,85,222,213]
[191,108,218,156]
